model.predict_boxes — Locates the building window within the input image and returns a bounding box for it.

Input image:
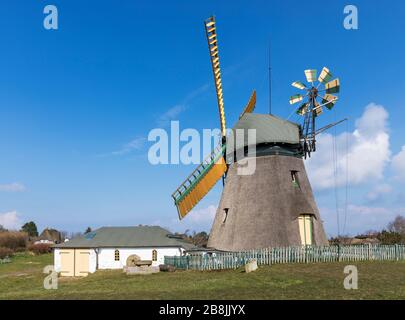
[291,171,300,188]
[222,208,229,224]
[152,249,157,261]
[298,214,313,246]
[114,249,120,261]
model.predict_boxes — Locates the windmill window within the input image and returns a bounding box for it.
[114,249,120,261]
[222,208,229,224]
[291,171,300,188]
[152,249,158,261]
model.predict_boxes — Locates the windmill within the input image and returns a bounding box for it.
[171,16,343,251]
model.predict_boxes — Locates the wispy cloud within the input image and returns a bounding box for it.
[105,83,211,157]
[157,104,188,127]
[366,184,392,203]
[111,136,146,156]
[0,182,26,192]
[319,204,401,237]
[157,83,210,127]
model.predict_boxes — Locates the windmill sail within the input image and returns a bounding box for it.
[325,78,340,94]
[318,67,333,84]
[289,94,304,105]
[239,90,256,119]
[304,69,317,83]
[321,94,338,110]
[205,16,227,137]
[172,144,227,219]
[292,81,306,90]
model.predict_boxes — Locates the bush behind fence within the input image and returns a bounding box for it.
[164,245,405,271]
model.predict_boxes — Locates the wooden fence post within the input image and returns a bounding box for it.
[338,245,341,262]
[367,243,371,261]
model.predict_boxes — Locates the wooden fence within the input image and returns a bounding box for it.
[164,245,405,271]
[0,257,11,264]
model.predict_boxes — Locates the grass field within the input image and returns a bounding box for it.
[1,253,405,299]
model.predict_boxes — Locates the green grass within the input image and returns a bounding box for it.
[1,253,405,299]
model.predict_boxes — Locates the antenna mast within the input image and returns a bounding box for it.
[268,39,272,115]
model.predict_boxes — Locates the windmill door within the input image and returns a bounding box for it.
[298,215,313,246]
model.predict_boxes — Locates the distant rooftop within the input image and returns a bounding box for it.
[53,226,197,250]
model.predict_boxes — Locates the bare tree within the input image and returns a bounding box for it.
[59,231,69,241]
[69,232,83,239]
[364,230,380,237]
[192,231,209,247]
[387,215,405,234]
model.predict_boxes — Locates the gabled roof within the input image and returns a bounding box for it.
[53,226,197,250]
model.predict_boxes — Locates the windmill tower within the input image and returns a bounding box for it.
[171,17,343,251]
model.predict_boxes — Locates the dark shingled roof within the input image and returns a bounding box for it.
[53,226,197,250]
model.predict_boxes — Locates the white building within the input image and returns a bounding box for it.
[53,226,196,277]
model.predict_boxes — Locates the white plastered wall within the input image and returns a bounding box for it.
[97,247,184,269]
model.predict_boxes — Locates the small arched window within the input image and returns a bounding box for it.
[222,208,229,224]
[114,249,120,261]
[152,249,157,261]
[291,171,300,188]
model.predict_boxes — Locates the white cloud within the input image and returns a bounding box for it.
[366,184,392,202]
[111,136,146,156]
[167,205,217,233]
[157,104,187,127]
[320,204,399,236]
[157,83,210,127]
[343,204,395,234]
[347,204,392,216]
[0,182,26,192]
[392,145,405,179]
[108,83,211,156]
[0,211,22,230]
[185,205,217,224]
[305,103,390,190]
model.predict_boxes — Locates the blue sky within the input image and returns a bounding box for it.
[1,0,405,237]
